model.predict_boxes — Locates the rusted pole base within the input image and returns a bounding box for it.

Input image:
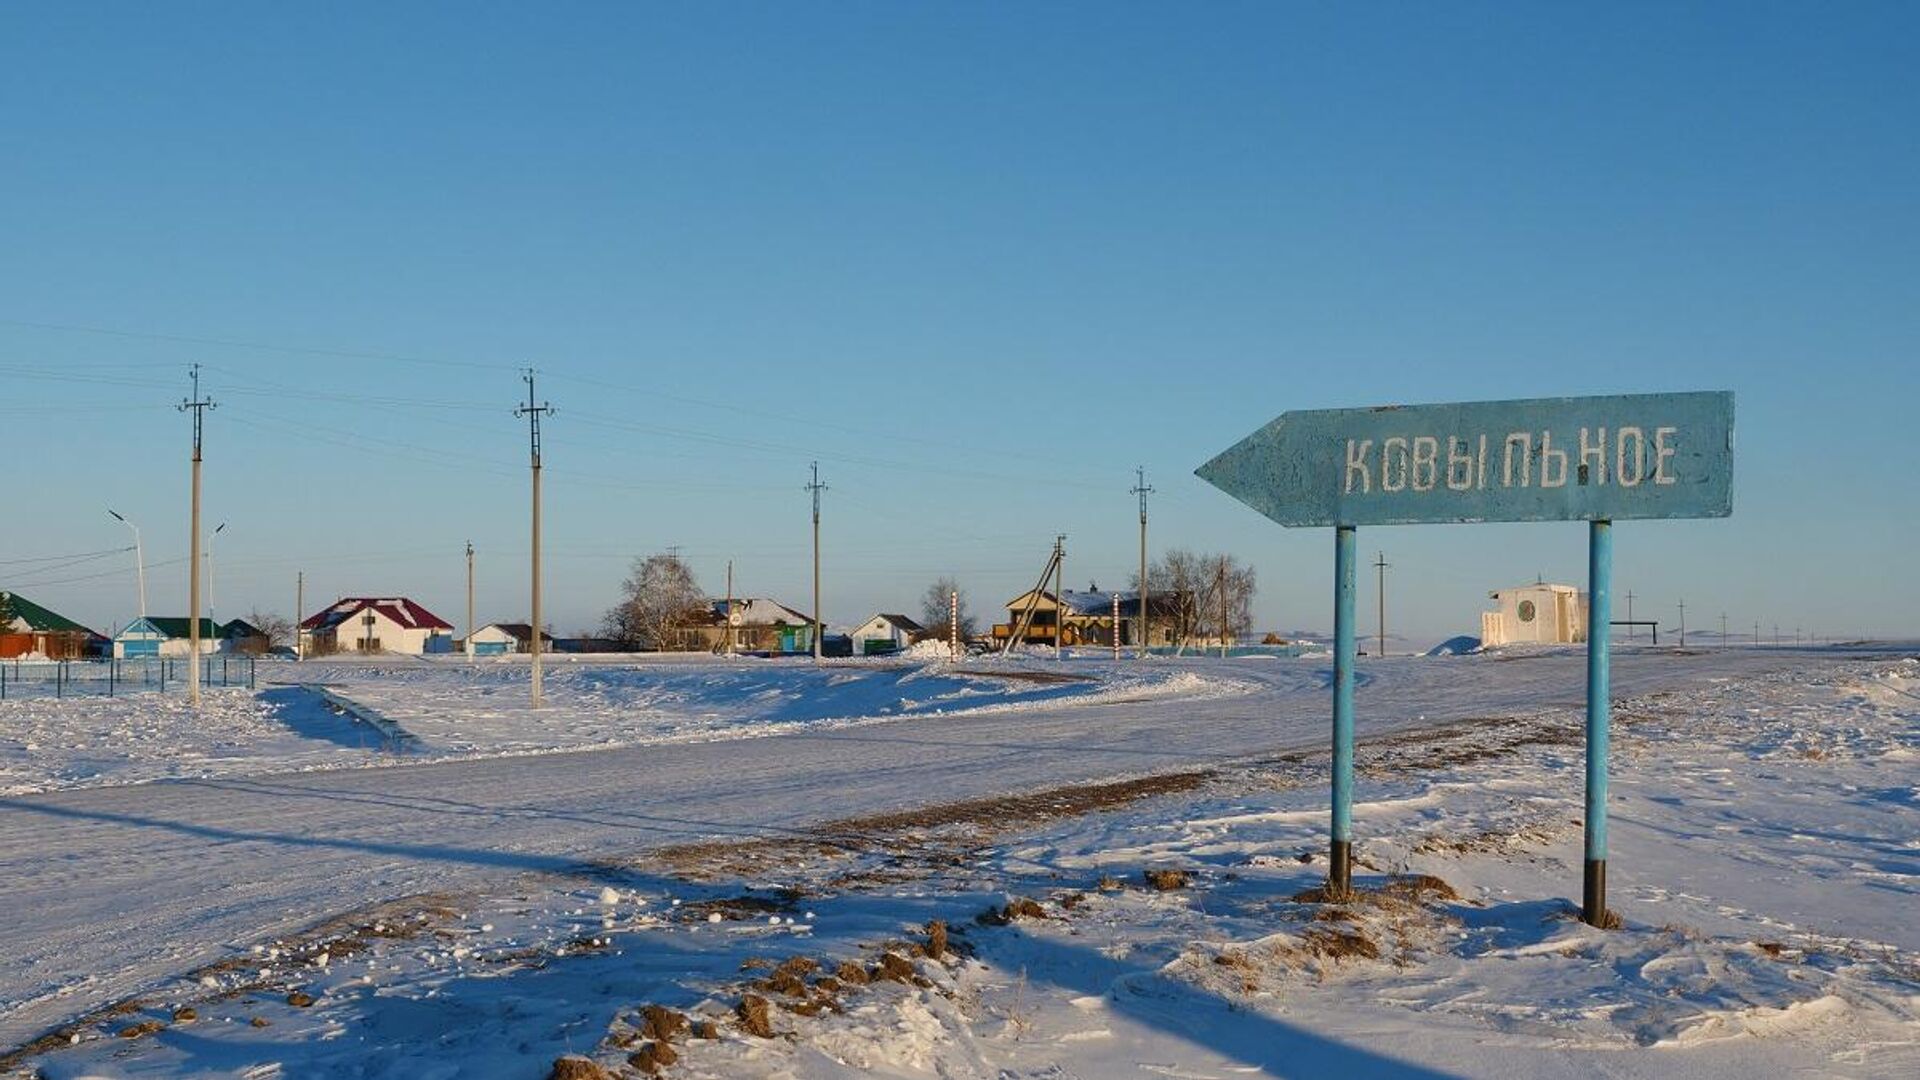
[1582,859,1608,927]
[1329,840,1352,897]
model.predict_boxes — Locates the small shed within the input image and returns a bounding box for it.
[1481,583,1587,647]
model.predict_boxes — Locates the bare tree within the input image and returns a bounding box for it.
[247,609,294,649]
[604,554,706,651]
[920,577,976,642]
[1131,549,1257,649]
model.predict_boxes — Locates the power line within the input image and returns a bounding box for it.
[0,545,133,567]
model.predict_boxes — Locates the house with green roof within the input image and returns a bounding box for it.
[112,616,229,658]
[0,592,106,660]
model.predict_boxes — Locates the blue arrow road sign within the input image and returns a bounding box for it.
[1195,392,1734,528]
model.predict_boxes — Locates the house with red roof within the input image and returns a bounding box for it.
[299,597,454,656]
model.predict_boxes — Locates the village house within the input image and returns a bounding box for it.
[466,622,554,656]
[299,597,455,656]
[112,617,234,658]
[995,587,1185,649]
[697,597,816,654]
[0,592,105,659]
[851,613,923,654]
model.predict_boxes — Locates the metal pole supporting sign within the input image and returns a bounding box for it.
[1198,392,1733,923]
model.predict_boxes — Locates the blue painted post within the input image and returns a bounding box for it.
[1331,524,1357,894]
[1583,519,1613,926]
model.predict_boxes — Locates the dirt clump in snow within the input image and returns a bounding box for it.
[116,1020,164,1039]
[285,990,315,1008]
[1144,868,1190,891]
[925,918,949,959]
[628,1039,678,1074]
[835,959,871,985]
[550,1055,612,1080]
[1300,926,1383,962]
[874,951,918,983]
[171,1006,197,1023]
[736,993,776,1038]
[980,896,1048,925]
[639,1004,688,1042]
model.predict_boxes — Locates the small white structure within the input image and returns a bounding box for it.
[852,613,923,654]
[300,597,454,656]
[467,622,552,657]
[1481,583,1587,647]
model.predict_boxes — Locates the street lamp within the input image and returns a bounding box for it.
[106,509,147,622]
[207,522,227,628]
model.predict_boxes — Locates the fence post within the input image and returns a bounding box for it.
[56,661,64,700]
[249,656,257,690]
[2,664,7,700]
[109,659,116,698]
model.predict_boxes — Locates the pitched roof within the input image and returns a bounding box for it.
[477,623,553,643]
[122,617,220,639]
[1005,588,1185,618]
[221,618,265,638]
[868,613,925,632]
[708,597,814,627]
[0,592,98,635]
[301,597,454,633]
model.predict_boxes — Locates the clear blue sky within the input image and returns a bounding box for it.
[3,2,1915,645]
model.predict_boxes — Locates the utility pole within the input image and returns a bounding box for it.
[1677,598,1686,648]
[1372,550,1390,658]
[1132,467,1153,659]
[725,559,735,657]
[1051,535,1067,657]
[515,370,553,708]
[1218,556,1230,658]
[1625,590,1636,640]
[465,542,476,662]
[1056,534,1067,660]
[180,364,215,707]
[295,571,304,660]
[951,588,961,661]
[1720,612,1728,650]
[806,462,827,663]
[107,509,146,621]
[1754,620,1760,647]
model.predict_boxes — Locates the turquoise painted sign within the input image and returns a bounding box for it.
[1195,391,1734,528]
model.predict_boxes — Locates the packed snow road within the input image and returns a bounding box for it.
[0,647,1882,1050]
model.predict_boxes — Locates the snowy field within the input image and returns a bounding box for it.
[1,646,1914,1077]
[0,657,1246,795]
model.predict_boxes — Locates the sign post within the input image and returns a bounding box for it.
[1197,392,1732,920]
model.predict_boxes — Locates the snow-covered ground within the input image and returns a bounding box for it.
[289,655,1246,758]
[3,647,1914,1077]
[0,658,1243,795]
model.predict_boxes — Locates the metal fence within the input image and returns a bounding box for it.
[0,655,257,700]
